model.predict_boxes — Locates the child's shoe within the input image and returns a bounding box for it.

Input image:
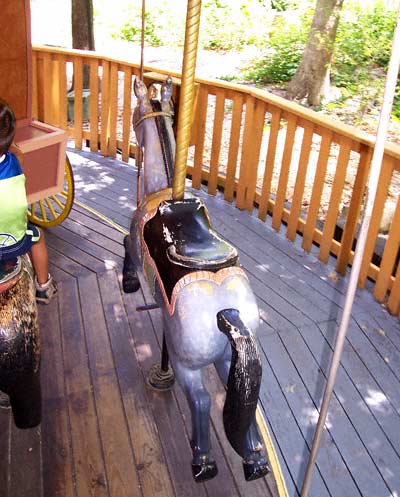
[35,274,58,304]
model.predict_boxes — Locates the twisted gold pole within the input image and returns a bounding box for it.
[172,0,202,200]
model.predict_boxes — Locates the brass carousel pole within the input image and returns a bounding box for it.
[172,0,202,200]
[136,0,146,207]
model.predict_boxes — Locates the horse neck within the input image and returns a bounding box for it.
[140,103,175,197]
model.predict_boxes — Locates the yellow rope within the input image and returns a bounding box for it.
[172,0,202,200]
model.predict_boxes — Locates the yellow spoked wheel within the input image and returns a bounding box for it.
[28,156,75,228]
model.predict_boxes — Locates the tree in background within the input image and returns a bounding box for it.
[286,0,344,106]
[71,0,95,88]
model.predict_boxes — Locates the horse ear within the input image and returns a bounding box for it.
[161,76,173,103]
[134,77,149,103]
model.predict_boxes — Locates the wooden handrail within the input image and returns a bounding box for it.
[31,45,400,317]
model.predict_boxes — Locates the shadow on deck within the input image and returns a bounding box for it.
[1,147,400,497]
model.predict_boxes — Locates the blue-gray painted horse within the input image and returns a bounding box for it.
[0,255,41,428]
[123,77,270,482]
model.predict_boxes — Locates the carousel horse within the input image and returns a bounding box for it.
[123,77,270,482]
[0,255,41,428]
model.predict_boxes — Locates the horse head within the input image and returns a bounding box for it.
[132,77,175,196]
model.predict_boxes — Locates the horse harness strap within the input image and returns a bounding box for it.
[133,111,173,130]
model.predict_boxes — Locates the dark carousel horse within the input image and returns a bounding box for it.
[123,77,270,482]
[0,255,41,428]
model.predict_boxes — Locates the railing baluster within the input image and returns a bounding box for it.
[89,59,99,152]
[359,157,394,287]
[286,124,314,241]
[374,195,400,301]
[122,68,132,163]
[258,107,281,221]
[208,89,225,195]
[336,145,372,275]
[108,62,119,158]
[319,137,352,263]
[73,57,83,149]
[302,129,333,252]
[272,114,297,230]
[100,60,110,156]
[224,93,243,202]
[191,86,208,189]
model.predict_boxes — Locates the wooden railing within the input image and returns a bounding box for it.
[32,46,400,317]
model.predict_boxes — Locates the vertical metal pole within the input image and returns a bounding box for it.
[172,0,202,200]
[136,0,146,207]
[300,6,400,497]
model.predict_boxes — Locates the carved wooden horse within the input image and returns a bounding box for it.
[0,255,41,428]
[123,77,270,482]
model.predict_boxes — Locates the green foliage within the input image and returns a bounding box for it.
[243,10,312,84]
[331,0,396,88]
[114,0,271,51]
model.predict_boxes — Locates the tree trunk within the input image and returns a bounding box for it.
[286,0,344,106]
[71,0,95,89]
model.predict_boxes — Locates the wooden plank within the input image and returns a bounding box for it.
[272,115,297,231]
[336,145,372,274]
[258,107,281,221]
[9,424,42,497]
[374,195,400,301]
[32,52,38,119]
[100,60,110,156]
[58,277,109,497]
[90,59,100,152]
[98,270,177,497]
[286,124,314,241]
[264,329,363,497]
[319,137,352,263]
[122,68,132,162]
[42,52,53,125]
[244,99,267,212]
[73,57,84,149]
[208,89,225,195]
[39,292,75,497]
[236,95,256,209]
[302,130,333,252]
[108,62,119,158]
[191,86,208,189]
[305,321,400,496]
[0,408,10,497]
[359,156,394,287]
[78,272,142,497]
[122,288,209,497]
[224,93,243,202]
[280,323,393,497]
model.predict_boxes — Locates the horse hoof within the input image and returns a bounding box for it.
[122,272,140,293]
[192,458,218,482]
[243,455,271,481]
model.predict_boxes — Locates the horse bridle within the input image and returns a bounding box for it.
[133,101,175,185]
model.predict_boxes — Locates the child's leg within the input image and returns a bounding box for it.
[29,228,49,285]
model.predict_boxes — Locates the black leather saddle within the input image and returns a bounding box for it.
[143,197,238,301]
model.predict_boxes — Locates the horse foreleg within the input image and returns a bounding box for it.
[173,362,218,482]
[214,349,271,481]
[122,235,140,293]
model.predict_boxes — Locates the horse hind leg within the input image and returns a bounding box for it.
[8,370,42,429]
[173,361,218,482]
[215,310,271,481]
[122,235,140,293]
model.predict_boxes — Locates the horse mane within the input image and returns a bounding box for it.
[150,98,174,186]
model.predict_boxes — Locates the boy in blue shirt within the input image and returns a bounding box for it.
[0,99,57,304]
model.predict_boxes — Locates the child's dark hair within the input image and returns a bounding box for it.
[0,99,16,157]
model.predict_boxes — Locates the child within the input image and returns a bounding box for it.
[0,99,57,304]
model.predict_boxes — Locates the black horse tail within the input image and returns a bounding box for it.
[217,309,262,458]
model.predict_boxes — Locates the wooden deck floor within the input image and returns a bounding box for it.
[1,146,400,497]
